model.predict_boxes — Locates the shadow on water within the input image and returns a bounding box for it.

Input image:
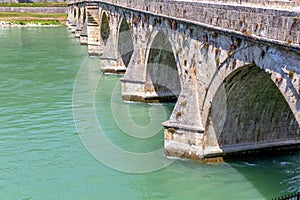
[227,152,300,199]
[208,65,300,199]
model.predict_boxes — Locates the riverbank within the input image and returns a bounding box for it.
[0,20,62,28]
[0,12,67,26]
[0,2,67,26]
[0,2,67,7]
[0,7,66,14]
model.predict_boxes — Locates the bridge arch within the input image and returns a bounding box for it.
[73,7,76,19]
[78,6,81,20]
[203,45,300,121]
[82,7,86,25]
[117,15,134,68]
[144,30,181,102]
[100,11,110,45]
[203,44,300,154]
[208,64,299,147]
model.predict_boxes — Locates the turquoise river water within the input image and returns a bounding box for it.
[0,27,299,200]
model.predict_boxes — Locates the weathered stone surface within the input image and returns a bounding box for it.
[69,0,300,47]
[87,4,103,56]
[68,0,300,161]
[0,7,67,13]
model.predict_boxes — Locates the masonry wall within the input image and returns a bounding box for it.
[0,7,66,13]
[70,0,300,47]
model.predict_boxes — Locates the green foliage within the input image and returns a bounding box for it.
[215,48,221,57]
[18,20,26,25]
[167,127,176,134]
[0,12,66,25]
[289,70,295,79]
[216,57,220,66]
[176,111,182,119]
[0,12,67,18]
[11,19,62,26]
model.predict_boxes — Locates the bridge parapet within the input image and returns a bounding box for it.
[70,0,300,9]
[197,0,300,10]
[69,0,300,48]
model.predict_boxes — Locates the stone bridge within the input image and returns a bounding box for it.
[67,0,300,161]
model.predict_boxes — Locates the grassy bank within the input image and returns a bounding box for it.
[5,19,62,26]
[0,12,67,25]
[0,2,67,7]
[0,12,66,18]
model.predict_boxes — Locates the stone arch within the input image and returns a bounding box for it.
[83,7,86,24]
[203,44,300,122]
[202,43,300,154]
[78,6,81,20]
[117,15,133,68]
[207,64,299,149]
[144,30,181,102]
[100,11,110,45]
[73,7,77,19]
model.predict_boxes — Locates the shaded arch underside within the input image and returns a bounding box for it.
[100,12,110,44]
[73,8,76,19]
[78,7,81,19]
[145,31,181,102]
[83,8,86,24]
[210,65,300,149]
[117,17,133,68]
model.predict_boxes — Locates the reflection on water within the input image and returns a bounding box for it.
[0,27,299,199]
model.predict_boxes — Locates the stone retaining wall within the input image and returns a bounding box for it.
[1,0,66,2]
[18,0,66,2]
[0,6,67,13]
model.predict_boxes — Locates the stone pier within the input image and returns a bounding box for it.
[68,0,300,161]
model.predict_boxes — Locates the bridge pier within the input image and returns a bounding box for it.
[75,6,84,38]
[87,5,103,56]
[66,7,73,27]
[100,9,126,73]
[121,16,182,103]
[80,20,88,45]
[79,6,88,45]
[120,14,149,101]
[70,6,79,33]
[69,0,300,161]
[161,32,212,160]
